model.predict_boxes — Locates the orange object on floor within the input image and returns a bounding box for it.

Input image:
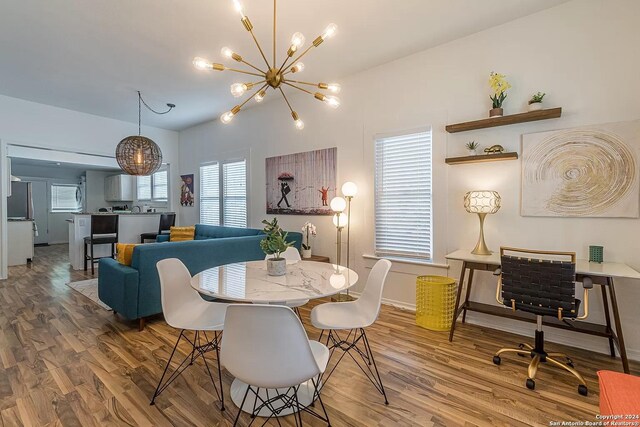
[597,370,640,415]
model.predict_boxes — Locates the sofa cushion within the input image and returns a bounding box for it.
[598,370,640,415]
[170,226,196,242]
[194,224,262,240]
[116,243,139,266]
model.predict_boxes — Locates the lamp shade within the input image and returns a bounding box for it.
[330,196,347,212]
[341,181,358,198]
[333,212,347,228]
[116,135,163,176]
[330,273,346,289]
[464,190,501,214]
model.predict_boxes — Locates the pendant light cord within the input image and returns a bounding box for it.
[137,90,176,135]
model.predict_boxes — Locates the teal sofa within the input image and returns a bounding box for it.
[98,224,302,329]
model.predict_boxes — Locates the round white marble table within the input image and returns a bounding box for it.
[190,260,358,416]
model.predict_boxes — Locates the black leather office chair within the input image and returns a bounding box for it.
[140,213,176,243]
[492,247,592,396]
[84,215,119,275]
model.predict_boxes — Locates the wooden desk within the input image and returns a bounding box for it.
[446,249,640,374]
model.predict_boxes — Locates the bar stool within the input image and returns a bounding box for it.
[84,215,119,275]
[140,213,176,243]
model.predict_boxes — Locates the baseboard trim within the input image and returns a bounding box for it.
[348,291,640,363]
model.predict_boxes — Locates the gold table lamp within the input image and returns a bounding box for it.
[464,191,501,255]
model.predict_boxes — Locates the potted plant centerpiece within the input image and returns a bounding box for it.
[301,221,316,259]
[489,72,512,117]
[528,92,546,111]
[260,218,294,276]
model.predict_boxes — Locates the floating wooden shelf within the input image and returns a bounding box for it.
[445,152,518,165]
[445,107,562,133]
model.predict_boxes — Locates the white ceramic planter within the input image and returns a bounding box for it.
[528,102,543,111]
[267,258,287,276]
[301,248,312,259]
[467,149,478,156]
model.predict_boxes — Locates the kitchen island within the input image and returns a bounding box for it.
[68,212,175,271]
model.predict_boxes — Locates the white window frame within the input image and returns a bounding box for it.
[50,183,82,213]
[374,127,432,261]
[137,168,168,202]
[199,158,248,227]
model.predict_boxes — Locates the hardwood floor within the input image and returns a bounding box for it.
[0,245,637,426]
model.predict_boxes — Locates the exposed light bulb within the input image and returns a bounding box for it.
[220,111,235,124]
[254,89,266,103]
[321,23,338,40]
[230,83,248,98]
[324,95,340,109]
[290,32,306,49]
[294,119,305,130]
[221,47,234,59]
[327,83,341,94]
[232,0,245,17]
[291,62,305,73]
[192,57,213,70]
[135,149,143,165]
[330,196,347,212]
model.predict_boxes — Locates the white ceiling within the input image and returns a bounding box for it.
[0,0,569,131]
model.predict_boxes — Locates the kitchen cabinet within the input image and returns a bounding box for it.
[105,174,134,202]
[7,220,34,266]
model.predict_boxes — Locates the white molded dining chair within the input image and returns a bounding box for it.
[265,247,309,313]
[221,304,331,426]
[311,258,392,404]
[151,258,228,411]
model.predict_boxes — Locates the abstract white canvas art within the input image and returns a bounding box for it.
[521,120,640,218]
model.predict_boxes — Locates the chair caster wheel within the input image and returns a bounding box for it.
[493,356,501,365]
[578,384,588,396]
[526,378,535,390]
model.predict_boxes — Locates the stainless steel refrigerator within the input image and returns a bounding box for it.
[7,181,34,219]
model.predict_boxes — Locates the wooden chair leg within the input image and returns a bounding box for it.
[83,242,88,271]
[138,318,146,331]
[90,244,95,275]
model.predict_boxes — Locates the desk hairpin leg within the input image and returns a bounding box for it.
[449,261,468,342]
[461,268,475,324]
[600,284,616,358]
[607,276,630,374]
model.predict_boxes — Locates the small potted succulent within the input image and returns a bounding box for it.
[301,221,316,258]
[260,218,294,276]
[528,92,546,111]
[466,141,479,156]
[489,72,512,117]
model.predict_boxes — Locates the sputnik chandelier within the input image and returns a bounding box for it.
[192,0,341,130]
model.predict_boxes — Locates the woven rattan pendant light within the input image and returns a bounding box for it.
[116,91,174,176]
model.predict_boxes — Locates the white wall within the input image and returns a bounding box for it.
[0,94,179,278]
[177,0,640,360]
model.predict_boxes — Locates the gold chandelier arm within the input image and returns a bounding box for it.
[238,83,269,109]
[278,87,294,113]
[286,44,315,70]
[239,58,266,74]
[248,28,270,68]
[285,79,320,87]
[282,81,314,96]
[225,67,264,78]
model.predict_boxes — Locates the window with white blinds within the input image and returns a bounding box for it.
[374,129,432,260]
[51,184,81,212]
[200,163,220,225]
[199,160,247,227]
[222,160,247,228]
[137,175,152,200]
[137,169,167,201]
[152,170,168,200]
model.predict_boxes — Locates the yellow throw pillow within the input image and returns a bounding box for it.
[116,243,139,266]
[170,226,195,242]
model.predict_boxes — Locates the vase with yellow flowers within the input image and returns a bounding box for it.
[489,72,511,117]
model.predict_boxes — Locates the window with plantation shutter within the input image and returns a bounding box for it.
[200,163,220,225]
[374,128,432,260]
[137,175,152,200]
[152,170,168,200]
[222,160,247,228]
[51,184,81,212]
